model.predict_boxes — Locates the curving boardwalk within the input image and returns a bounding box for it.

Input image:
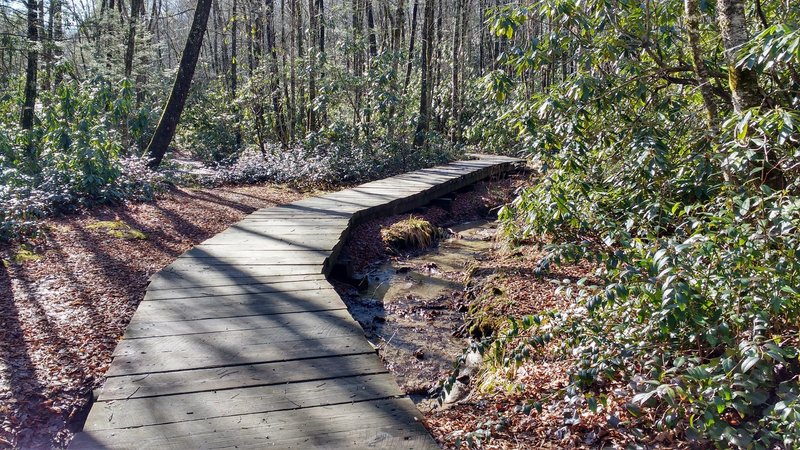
[71,155,523,449]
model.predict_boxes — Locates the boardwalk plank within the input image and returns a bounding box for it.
[147,273,327,291]
[98,354,388,400]
[132,292,347,323]
[85,374,404,429]
[123,309,359,339]
[144,279,329,300]
[161,262,324,277]
[71,399,437,449]
[107,334,375,376]
[113,314,364,358]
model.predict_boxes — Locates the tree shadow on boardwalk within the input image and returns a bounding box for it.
[74,242,434,448]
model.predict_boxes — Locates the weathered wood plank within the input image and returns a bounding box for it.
[71,398,437,449]
[124,309,358,339]
[98,354,388,400]
[147,273,326,291]
[114,313,364,358]
[197,235,342,249]
[174,251,329,266]
[107,334,375,376]
[161,262,325,277]
[143,279,330,301]
[85,374,404,430]
[132,291,347,323]
[179,247,330,260]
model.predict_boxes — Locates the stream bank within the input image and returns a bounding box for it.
[332,175,526,412]
[336,220,498,411]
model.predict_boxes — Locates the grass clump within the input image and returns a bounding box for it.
[380,216,444,254]
[3,245,42,267]
[87,220,147,240]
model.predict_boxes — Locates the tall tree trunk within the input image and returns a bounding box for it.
[145,0,213,168]
[214,0,229,84]
[366,0,377,58]
[294,0,305,134]
[252,0,268,155]
[717,0,785,189]
[267,0,288,147]
[124,0,144,78]
[317,0,326,125]
[307,0,318,131]
[450,0,461,141]
[387,0,404,139]
[43,0,53,91]
[21,0,39,134]
[403,0,418,93]
[231,0,241,147]
[281,0,294,141]
[412,0,434,149]
[352,0,363,131]
[51,0,63,88]
[684,0,717,129]
[716,0,761,112]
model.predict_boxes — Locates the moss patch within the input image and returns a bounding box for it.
[380,216,445,254]
[87,220,148,240]
[3,245,43,266]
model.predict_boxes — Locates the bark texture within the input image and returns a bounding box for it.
[146,0,213,168]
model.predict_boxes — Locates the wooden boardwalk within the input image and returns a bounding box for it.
[71,155,523,449]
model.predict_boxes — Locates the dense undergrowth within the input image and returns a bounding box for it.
[0,75,461,241]
[438,2,800,449]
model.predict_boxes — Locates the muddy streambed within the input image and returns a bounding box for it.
[337,220,498,411]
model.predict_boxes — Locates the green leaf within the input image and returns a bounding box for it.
[741,356,760,373]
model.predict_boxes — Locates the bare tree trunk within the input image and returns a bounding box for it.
[403,0,418,93]
[146,0,213,168]
[684,0,717,129]
[267,0,288,147]
[21,0,39,135]
[450,0,461,141]
[232,0,241,147]
[281,0,294,141]
[716,0,761,112]
[431,0,443,131]
[213,0,227,82]
[124,0,144,78]
[717,0,785,189]
[352,0,363,132]
[387,0,404,139]
[307,0,318,131]
[366,0,377,58]
[43,0,53,91]
[51,0,63,88]
[294,0,305,134]
[412,0,434,149]
[252,0,267,155]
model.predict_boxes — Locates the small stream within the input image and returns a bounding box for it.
[339,220,498,411]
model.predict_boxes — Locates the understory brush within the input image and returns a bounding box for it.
[0,78,163,241]
[211,139,461,189]
[440,4,800,448]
